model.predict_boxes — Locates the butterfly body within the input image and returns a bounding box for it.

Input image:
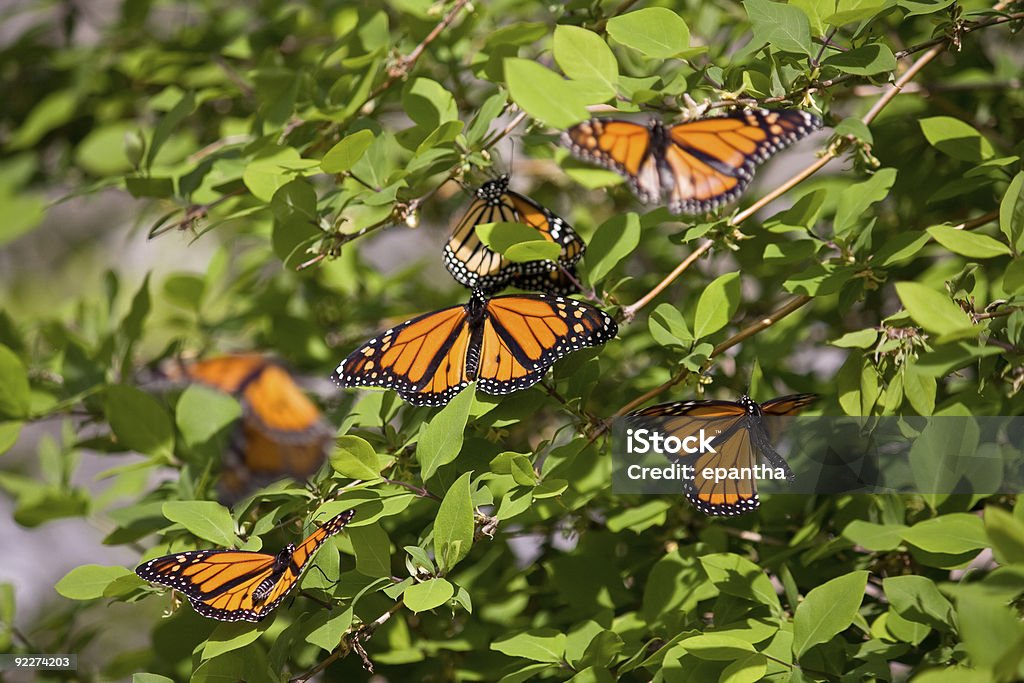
[630,393,817,515]
[444,175,584,295]
[333,292,617,406]
[562,109,822,214]
[135,509,355,622]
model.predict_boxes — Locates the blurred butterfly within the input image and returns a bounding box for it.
[177,355,331,503]
[443,175,585,295]
[562,109,822,214]
[629,393,818,516]
[332,291,617,406]
[136,509,355,622]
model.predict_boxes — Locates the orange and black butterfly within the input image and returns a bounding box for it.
[135,509,355,622]
[443,175,585,295]
[176,355,331,502]
[562,109,822,214]
[629,393,818,516]
[332,291,617,406]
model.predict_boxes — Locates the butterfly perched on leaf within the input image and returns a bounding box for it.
[173,354,331,503]
[332,291,617,406]
[629,393,818,516]
[562,109,822,214]
[135,509,355,622]
[443,175,585,295]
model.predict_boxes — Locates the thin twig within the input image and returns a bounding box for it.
[712,295,814,357]
[364,0,472,106]
[290,599,406,681]
[620,241,712,321]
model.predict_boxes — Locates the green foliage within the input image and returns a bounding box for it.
[3,0,1024,681]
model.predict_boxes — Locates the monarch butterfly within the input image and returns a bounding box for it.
[135,509,355,622]
[176,355,331,502]
[629,393,818,516]
[332,291,617,406]
[561,109,822,214]
[443,175,585,295]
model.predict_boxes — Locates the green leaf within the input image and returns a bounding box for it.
[823,44,896,75]
[826,0,892,25]
[404,578,455,613]
[175,385,241,448]
[875,231,931,266]
[402,78,459,128]
[0,345,30,419]
[162,501,240,547]
[553,26,618,99]
[476,222,562,263]
[693,272,741,338]
[132,675,175,683]
[927,225,1011,258]
[330,435,382,479]
[679,634,756,660]
[417,387,474,481]
[920,116,995,163]
[0,421,22,455]
[9,90,79,150]
[305,608,354,653]
[492,629,567,663]
[898,0,956,16]
[321,129,375,173]
[105,385,174,458]
[0,192,47,247]
[434,471,474,573]
[201,622,266,661]
[348,524,392,577]
[55,564,132,600]
[605,8,691,59]
[883,576,955,631]
[585,212,641,285]
[699,553,781,613]
[793,571,868,658]
[146,91,196,169]
[504,59,596,128]
[649,303,694,347]
[902,513,987,554]
[833,117,873,144]
[745,0,814,56]
[999,172,1024,253]
[894,282,973,335]
[958,594,1024,673]
[842,520,906,551]
[984,507,1024,564]
[721,652,768,683]
[834,168,897,236]
[830,329,878,349]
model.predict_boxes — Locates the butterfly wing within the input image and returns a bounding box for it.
[475,294,618,395]
[629,400,758,516]
[761,393,819,416]
[687,425,761,516]
[136,549,278,622]
[561,119,663,204]
[332,304,474,406]
[663,109,821,214]
[443,176,584,295]
[135,510,355,622]
[239,509,357,620]
[183,354,270,393]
